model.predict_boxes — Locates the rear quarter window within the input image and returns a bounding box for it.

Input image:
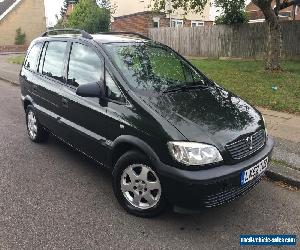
[24,43,43,72]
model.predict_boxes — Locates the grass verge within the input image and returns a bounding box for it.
[7,55,25,65]
[191,59,300,114]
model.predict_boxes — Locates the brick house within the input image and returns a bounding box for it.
[0,0,46,46]
[246,1,300,22]
[111,0,215,36]
[112,11,214,36]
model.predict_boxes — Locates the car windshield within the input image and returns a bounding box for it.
[104,42,207,92]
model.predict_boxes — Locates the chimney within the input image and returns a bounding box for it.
[66,0,76,17]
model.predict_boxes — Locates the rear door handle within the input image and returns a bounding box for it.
[33,85,38,91]
[62,98,69,108]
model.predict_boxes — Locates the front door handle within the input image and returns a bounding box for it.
[57,117,62,124]
[33,85,38,91]
[62,98,69,108]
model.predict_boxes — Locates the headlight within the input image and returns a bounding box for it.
[262,115,268,137]
[167,142,223,166]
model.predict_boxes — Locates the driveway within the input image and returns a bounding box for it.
[0,79,299,249]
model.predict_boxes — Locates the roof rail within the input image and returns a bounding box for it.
[98,32,150,40]
[41,29,93,39]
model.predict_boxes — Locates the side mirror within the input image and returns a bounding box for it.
[76,81,108,106]
[76,82,102,98]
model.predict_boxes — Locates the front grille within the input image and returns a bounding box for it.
[203,175,262,208]
[226,129,266,160]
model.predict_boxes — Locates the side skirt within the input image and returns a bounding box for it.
[47,129,112,172]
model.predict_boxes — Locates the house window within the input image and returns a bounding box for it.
[153,17,160,28]
[153,20,160,28]
[279,11,291,17]
[191,21,204,27]
[172,19,183,28]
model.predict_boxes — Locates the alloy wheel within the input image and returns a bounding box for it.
[121,164,162,210]
[27,110,37,140]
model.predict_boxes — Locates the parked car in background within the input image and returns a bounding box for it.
[20,30,274,217]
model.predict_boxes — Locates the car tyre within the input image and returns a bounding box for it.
[26,105,49,143]
[112,150,167,217]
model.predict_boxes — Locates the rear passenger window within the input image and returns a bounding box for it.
[25,43,42,72]
[42,41,67,82]
[67,43,103,87]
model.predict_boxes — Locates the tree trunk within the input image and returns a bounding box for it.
[264,8,282,70]
[252,0,282,71]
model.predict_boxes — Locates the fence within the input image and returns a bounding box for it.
[149,21,300,60]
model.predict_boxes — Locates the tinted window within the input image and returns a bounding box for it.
[67,43,103,87]
[106,71,125,103]
[42,41,67,82]
[25,43,42,72]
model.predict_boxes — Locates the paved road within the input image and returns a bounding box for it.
[0,80,299,249]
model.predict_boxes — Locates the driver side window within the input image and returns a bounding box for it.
[67,43,104,87]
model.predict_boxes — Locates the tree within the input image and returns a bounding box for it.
[15,28,26,45]
[60,0,79,17]
[151,0,208,14]
[66,0,110,33]
[96,0,111,9]
[96,0,116,14]
[252,0,282,71]
[60,0,68,17]
[215,0,248,25]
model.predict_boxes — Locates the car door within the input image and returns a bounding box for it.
[59,42,110,165]
[20,42,43,90]
[20,42,44,111]
[30,40,69,137]
[103,69,133,143]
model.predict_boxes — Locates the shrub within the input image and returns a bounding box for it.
[15,28,26,45]
[65,0,110,33]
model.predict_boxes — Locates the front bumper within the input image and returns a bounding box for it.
[156,137,275,210]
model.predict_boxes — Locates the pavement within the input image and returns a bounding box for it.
[0,79,299,249]
[258,108,300,187]
[0,54,299,188]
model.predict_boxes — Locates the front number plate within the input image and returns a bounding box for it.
[241,157,268,185]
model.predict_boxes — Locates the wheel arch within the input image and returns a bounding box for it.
[22,95,34,111]
[110,135,161,170]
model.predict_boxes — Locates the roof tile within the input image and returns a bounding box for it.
[0,0,19,18]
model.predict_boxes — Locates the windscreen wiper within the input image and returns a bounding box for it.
[163,83,210,94]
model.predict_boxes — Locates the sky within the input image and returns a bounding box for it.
[44,0,64,27]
